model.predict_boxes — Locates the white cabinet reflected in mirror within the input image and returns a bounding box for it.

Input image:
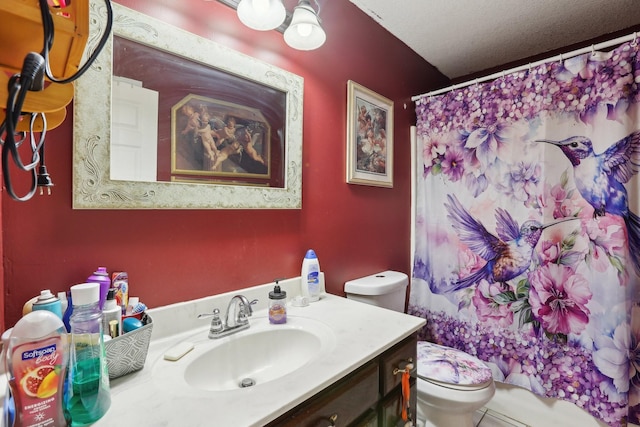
[73,2,303,209]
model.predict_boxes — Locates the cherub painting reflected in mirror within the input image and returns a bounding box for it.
[171,95,270,181]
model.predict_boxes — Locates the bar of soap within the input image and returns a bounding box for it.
[164,342,194,361]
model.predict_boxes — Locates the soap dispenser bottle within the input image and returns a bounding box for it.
[268,283,287,324]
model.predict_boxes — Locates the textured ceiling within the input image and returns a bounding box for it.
[348,0,640,79]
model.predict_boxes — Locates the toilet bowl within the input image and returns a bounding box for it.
[344,271,495,427]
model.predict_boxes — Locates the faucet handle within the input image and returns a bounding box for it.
[238,299,258,323]
[197,308,221,319]
[198,308,224,334]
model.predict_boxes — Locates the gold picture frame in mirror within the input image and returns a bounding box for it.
[73,2,303,209]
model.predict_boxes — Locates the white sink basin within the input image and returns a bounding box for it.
[186,327,321,391]
[152,315,336,394]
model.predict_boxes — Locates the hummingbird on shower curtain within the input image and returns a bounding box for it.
[444,194,577,292]
[538,131,640,275]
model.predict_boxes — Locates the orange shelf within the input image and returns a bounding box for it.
[0,0,89,77]
[0,0,88,129]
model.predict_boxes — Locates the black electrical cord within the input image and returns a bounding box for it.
[1,55,47,201]
[39,0,114,84]
[1,54,46,201]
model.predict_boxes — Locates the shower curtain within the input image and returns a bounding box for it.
[410,40,640,426]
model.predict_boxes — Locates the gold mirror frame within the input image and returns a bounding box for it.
[73,2,303,209]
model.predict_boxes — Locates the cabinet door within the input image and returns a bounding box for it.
[352,409,377,427]
[379,334,417,426]
[380,385,417,427]
[380,334,417,396]
[270,362,379,427]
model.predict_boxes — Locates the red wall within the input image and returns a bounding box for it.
[1,0,448,328]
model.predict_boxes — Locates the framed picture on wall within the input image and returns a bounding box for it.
[171,94,271,184]
[346,80,394,188]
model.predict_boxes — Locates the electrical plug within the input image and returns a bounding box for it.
[37,164,54,195]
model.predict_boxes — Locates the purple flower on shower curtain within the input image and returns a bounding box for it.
[464,122,510,167]
[538,240,563,264]
[422,137,446,176]
[544,181,580,219]
[458,248,485,279]
[607,98,631,123]
[501,161,542,207]
[472,280,514,327]
[581,212,627,274]
[593,320,632,395]
[536,225,584,268]
[528,263,592,335]
[464,172,489,197]
[440,147,465,181]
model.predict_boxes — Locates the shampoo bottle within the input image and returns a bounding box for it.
[65,283,111,426]
[6,311,67,427]
[300,249,321,302]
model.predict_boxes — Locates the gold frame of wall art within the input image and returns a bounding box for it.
[346,80,393,188]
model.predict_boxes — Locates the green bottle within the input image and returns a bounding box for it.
[64,283,111,426]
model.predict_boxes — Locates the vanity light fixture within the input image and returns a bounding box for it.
[283,0,326,51]
[236,0,286,31]
[216,0,326,50]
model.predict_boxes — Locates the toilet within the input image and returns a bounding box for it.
[344,271,495,427]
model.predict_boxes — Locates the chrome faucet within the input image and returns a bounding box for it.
[198,295,258,339]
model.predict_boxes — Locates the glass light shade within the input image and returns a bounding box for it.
[237,0,286,31]
[283,0,326,51]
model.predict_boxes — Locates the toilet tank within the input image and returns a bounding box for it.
[344,271,408,312]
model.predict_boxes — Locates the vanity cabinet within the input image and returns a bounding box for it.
[267,333,417,427]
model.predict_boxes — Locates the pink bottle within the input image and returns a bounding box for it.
[6,311,67,427]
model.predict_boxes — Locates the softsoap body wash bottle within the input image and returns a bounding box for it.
[7,310,68,427]
[300,249,321,302]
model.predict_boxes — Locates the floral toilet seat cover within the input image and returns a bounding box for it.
[417,341,493,389]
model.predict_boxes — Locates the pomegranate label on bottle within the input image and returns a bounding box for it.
[11,337,65,426]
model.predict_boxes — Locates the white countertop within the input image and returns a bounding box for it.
[4,276,426,427]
